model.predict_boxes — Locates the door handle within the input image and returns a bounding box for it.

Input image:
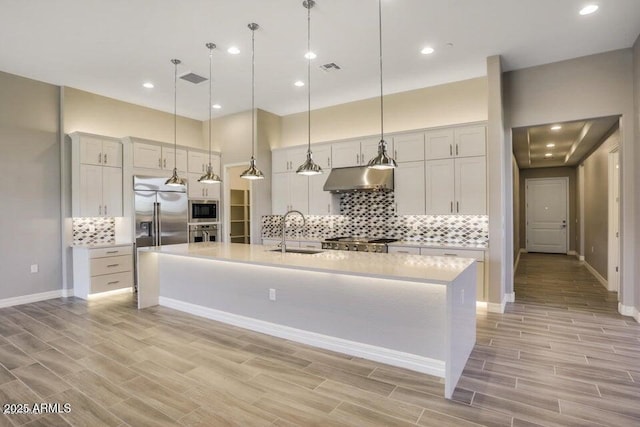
[450,201,453,213]
[449,145,453,156]
[104,205,107,215]
[456,201,459,213]
[158,158,162,168]
[456,144,459,156]
[104,153,108,164]
[98,153,102,164]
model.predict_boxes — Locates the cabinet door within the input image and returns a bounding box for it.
[187,173,206,199]
[394,161,425,215]
[393,133,425,163]
[211,154,221,175]
[312,145,332,169]
[133,143,162,169]
[164,147,188,172]
[309,170,333,215]
[454,126,486,157]
[102,166,123,217]
[331,140,362,168]
[79,164,102,217]
[360,138,386,165]
[289,173,309,214]
[425,159,455,214]
[425,129,454,160]
[271,173,290,215]
[188,150,208,173]
[272,150,290,173]
[455,156,486,214]
[79,136,104,166]
[101,140,122,167]
[287,146,309,172]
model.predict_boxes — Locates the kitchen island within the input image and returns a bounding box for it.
[137,242,477,398]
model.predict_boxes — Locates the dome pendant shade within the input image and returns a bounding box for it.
[198,164,221,183]
[368,139,398,170]
[296,151,323,176]
[166,168,186,186]
[240,156,264,180]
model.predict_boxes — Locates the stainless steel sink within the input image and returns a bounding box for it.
[269,248,324,254]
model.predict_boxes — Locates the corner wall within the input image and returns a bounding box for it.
[633,34,640,320]
[512,155,520,263]
[0,71,61,299]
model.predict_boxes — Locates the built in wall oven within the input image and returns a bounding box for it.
[188,200,219,223]
[189,224,218,243]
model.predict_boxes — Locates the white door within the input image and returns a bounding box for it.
[425,129,454,160]
[360,138,384,165]
[289,173,309,214]
[79,136,104,166]
[393,133,425,163]
[331,140,362,168]
[102,166,123,217]
[188,150,207,173]
[455,156,486,214]
[101,140,122,167]
[163,147,188,172]
[526,178,568,253]
[312,145,332,169]
[608,150,620,292]
[394,161,425,215]
[79,164,103,217]
[454,126,486,157]
[271,173,290,215]
[425,159,455,214]
[309,171,332,214]
[133,142,162,170]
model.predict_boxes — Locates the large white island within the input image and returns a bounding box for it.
[137,242,477,398]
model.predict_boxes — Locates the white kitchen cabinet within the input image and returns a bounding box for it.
[79,135,122,167]
[78,164,123,217]
[425,126,486,160]
[393,133,425,162]
[162,147,188,172]
[188,150,207,173]
[272,172,309,215]
[187,173,221,200]
[272,146,308,173]
[311,144,332,169]
[425,157,486,215]
[387,246,420,255]
[331,138,387,168]
[72,244,134,299]
[419,248,485,301]
[133,142,187,172]
[394,161,425,215]
[308,170,336,215]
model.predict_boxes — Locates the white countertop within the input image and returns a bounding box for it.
[388,241,488,250]
[139,242,475,285]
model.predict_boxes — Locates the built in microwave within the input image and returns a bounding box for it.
[188,200,219,223]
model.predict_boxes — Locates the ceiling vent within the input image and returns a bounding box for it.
[180,72,207,84]
[319,62,341,72]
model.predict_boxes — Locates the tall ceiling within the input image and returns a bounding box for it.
[1,0,639,121]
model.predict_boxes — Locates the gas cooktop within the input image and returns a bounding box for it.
[321,237,398,253]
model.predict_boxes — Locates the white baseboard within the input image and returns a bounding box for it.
[505,292,515,303]
[61,288,74,298]
[579,255,585,261]
[567,250,578,257]
[618,303,640,323]
[0,290,65,308]
[487,300,506,313]
[160,296,445,377]
[582,261,608,289]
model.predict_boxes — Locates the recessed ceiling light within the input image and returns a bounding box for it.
[212,104,222,109]
[227,46,240,55]
[545,153,553,158]
[294,80,305,87]
[421,47,435,55]
[579,5,599,15]
[551,125,562,131]
[305,51,316,59]
[546,143,556,148]
[142,82,154,89]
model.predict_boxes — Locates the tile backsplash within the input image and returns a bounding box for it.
[72,217,116,245]
[262,192,488,245]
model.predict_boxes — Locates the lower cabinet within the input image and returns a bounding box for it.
[388,246,486,301]
[72,244,134,299]
[261,239,321,249]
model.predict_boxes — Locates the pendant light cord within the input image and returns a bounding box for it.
[378,0,384,142]
[307,2,312,155]
[251,25,256,160]
[208,46,213,166]
[173,59,178,167]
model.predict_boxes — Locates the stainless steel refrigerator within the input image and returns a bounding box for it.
[134,176,188,248]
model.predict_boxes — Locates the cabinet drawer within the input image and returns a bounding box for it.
[419,248,484,262]
[90,271,133,294]
[388,246,421,255]
[90,255,132,276]
[89,246,133,259]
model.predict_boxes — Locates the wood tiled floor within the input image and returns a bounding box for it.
[0,253,638,426]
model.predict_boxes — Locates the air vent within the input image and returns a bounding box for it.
[319,62,341,72]
[180,72,207,84]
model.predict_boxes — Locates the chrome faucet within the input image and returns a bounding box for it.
[281,210,306,253]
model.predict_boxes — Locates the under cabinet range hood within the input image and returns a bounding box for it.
[323,166,394,193]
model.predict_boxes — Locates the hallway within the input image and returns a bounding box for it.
[458,253,640,426]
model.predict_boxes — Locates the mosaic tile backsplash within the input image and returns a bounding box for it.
[72,217,116,245]
[262,192,488,245]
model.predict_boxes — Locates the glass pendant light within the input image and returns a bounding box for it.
[296,0,322,176]
[165,58,187,186]
[367,0,397,170]
[199,43,222,184]
[240,23,265,180]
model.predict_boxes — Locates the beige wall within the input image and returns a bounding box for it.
[634,35,640,314]
[519,167,577,253]
[583,127,620,279]
[0,71,62,298]
[512,155,520,262]
[504,48,636,310]
[64,87,204,148]
[279,77,487,148]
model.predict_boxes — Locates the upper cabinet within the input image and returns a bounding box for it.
[187,150,221,175]
[132,142,187,172]
[79,134,122,167]
[393,133,425,162]
[273,146,308,173]
[331,139,385,168]
[425,126,486,160]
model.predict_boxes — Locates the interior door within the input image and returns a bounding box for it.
[526,178,568,253]
[608,151,620,292]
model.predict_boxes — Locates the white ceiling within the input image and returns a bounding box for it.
[1,1,639,121]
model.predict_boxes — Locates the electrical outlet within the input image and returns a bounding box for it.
[30,264,38,273]
[269,288,276,301]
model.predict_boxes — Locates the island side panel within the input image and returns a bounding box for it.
[137,250,159,309]
[445,262,477,399]
[156,253,448,371]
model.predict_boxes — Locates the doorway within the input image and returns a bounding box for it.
[607,149,620,292]
[224,165,251,244]
[525,177,569,253]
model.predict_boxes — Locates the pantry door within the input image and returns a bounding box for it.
[526,178,569,254]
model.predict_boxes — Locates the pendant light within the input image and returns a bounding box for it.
[199,43,222,184]
[296,0,322,176]
[165,59,187,186]
[367,0,397,170]
[240,23,265,180]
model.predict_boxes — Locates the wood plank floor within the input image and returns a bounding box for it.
[0,253,638,426]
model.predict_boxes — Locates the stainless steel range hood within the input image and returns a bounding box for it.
[323,166,394,193]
